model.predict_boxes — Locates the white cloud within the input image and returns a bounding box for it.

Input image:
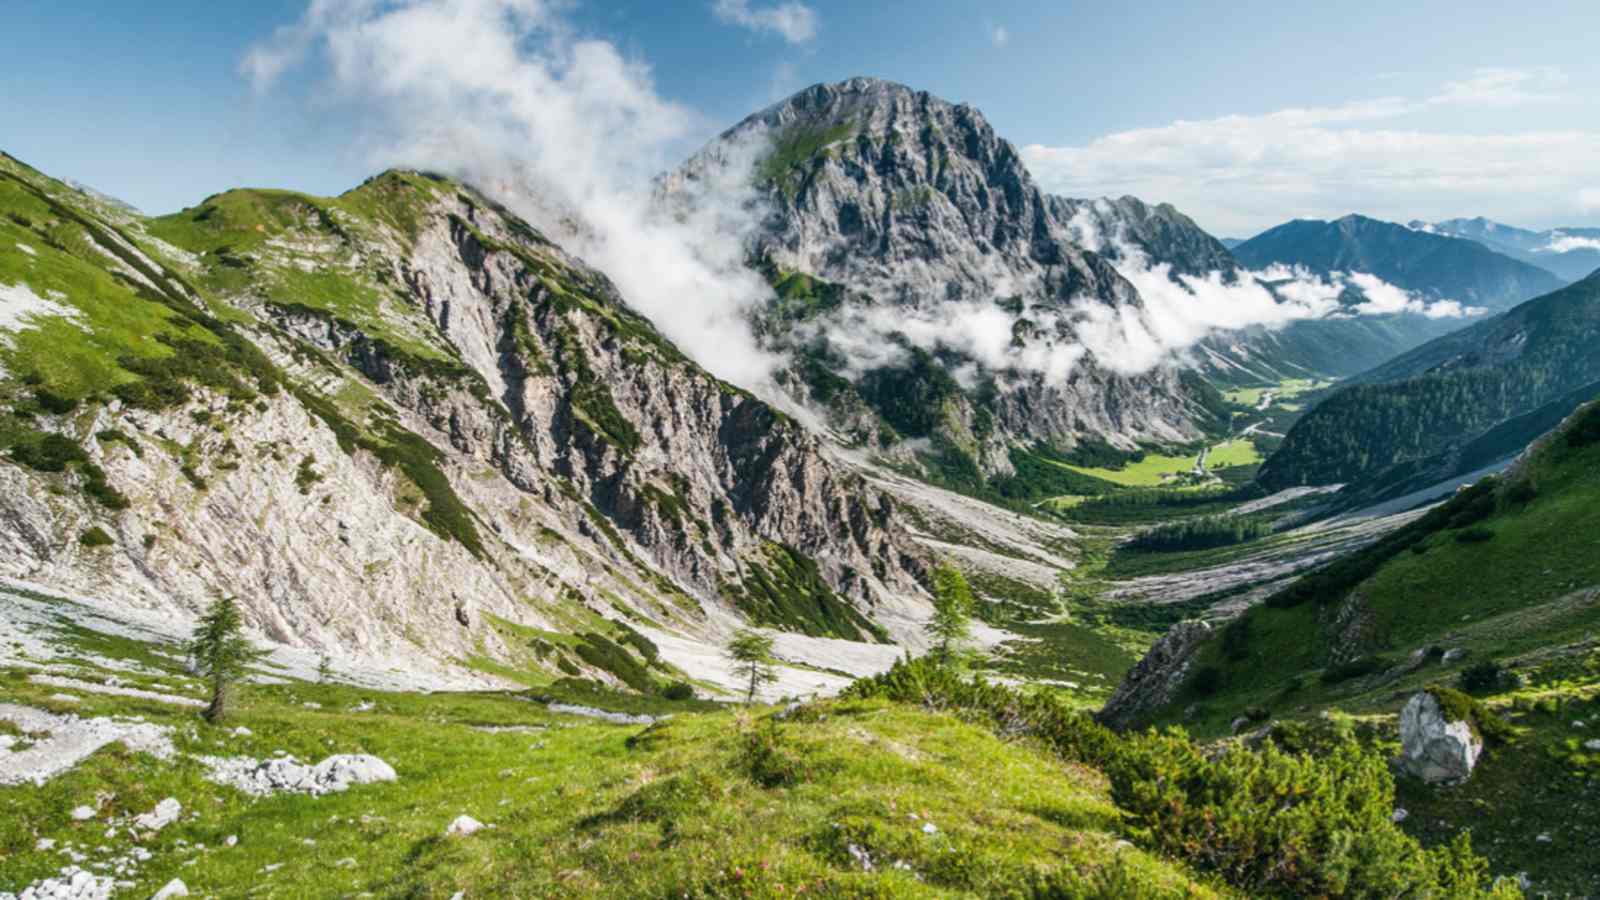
[710,0,818,44]
[244,0,787,392]
[1021,68,1600,235]
[1581,189,1600,213]
[1428,66,1570,108]
[990,25,1009,47]
[1541,232,1600,254]
[796,206,1479,386]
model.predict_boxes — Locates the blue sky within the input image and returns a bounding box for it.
[4,0,1598,234]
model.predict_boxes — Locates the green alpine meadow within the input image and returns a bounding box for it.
[3,2,1598,897]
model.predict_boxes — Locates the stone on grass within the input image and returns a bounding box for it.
[202,753,396,797]
[71,805,97,821]
[446,815,485,837]
[133,798,181,832]
[1397,692,1481,785]
[151,877,189,898]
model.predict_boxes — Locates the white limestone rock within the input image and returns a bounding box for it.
[1397,692,1482,784]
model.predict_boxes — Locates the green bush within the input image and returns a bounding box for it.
[1458,660,1512,695]
[1430,686,1515,746]
[574,633,654,693]
[842,657,1511,898]
[658,681,695,701]
[1106,731,1501,897]
[737,721,806,788]
[79,527,113,548]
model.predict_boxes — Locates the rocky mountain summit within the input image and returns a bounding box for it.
[0,152,932,693]
[672,78,1219,479]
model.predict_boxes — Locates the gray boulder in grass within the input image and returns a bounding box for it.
[1398,691,1482,784]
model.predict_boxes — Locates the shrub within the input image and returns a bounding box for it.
[1106,732,1500,897]
[1455,526,1495,544]
[658,681,695,701]
[1458,660,1512,695]
[574,633,653,693]
[79,527,113,548]
[844,657,1509,898]
[1430,686,1515,746]
[737,721,805,788]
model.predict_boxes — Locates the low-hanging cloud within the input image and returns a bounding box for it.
[243,0,786,391]
[797,202,1482,385]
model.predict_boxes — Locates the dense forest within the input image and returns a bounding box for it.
[1259,272,1600,490]
[1125,514,1275,553]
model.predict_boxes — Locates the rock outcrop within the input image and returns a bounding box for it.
[1397,691,1482,784]
[1097,619,1213,730]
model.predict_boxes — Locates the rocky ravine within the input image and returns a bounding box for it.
[0,155,932,693]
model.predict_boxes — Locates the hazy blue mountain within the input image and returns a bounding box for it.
[1412,216,1600,283]
[1234,214,1564,312]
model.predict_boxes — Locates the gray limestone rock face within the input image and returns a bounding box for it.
[1097,620,1213,731]
[669,78,1214,471]
[1397,691,1482,784]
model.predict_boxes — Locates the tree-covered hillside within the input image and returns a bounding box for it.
[1260,271,1600,491]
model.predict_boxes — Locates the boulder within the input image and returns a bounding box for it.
[446,815,485,836]
[133,797,181,832]
[1397,692,1481,784]
[151,878,190,899]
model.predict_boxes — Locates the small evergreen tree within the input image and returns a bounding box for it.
[726,628,778,704]
[187,596,266,724]
[925,562,974,663]
[317,652,334,685]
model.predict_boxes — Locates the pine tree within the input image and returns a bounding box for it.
[726,628,778,704]
[926,562,974,664]
[186,596,266,724]
[317,652,334,684]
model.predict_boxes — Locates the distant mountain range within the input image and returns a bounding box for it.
[1233,214,1566,311]
[1411,216,1600,283]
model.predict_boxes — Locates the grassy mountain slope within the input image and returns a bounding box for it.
[2,582,1523,898]
[1131,402,1600,894]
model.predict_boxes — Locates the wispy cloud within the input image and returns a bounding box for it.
[1428,66,1570,108]
[243,0,786,392]
[710,0,818,44]
[990,24,1009,48]
[1021,67,1598,234]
